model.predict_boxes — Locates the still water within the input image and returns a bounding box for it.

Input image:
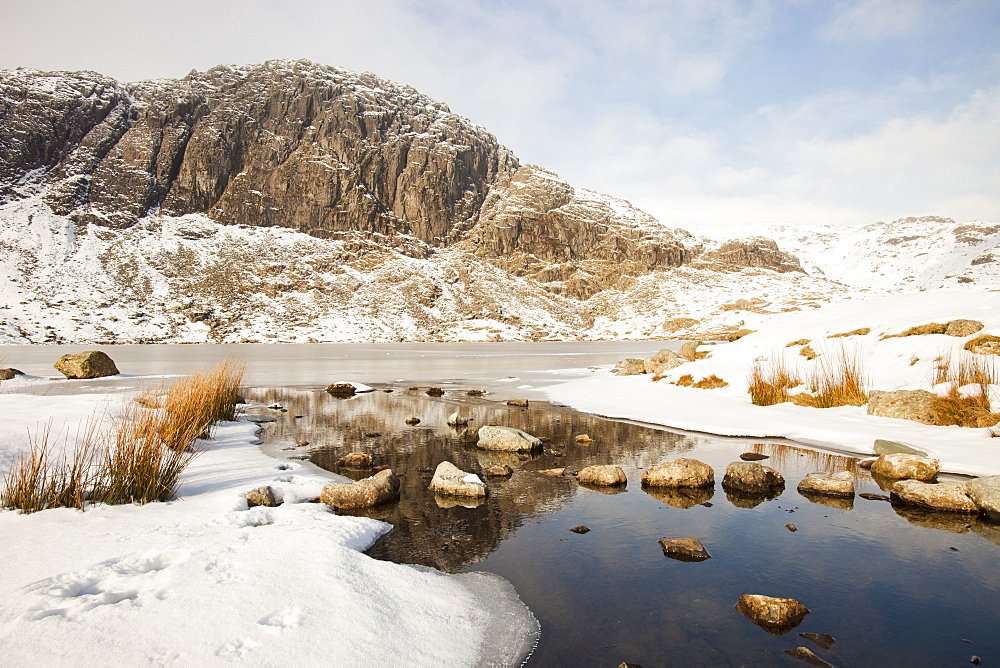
[248,385,1000,667]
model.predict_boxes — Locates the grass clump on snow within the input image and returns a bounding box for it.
[673,374,729,389]
[748,349,868,408]
[1,360,245,513]
[747,358,801,406]
[829,327,871,338]
[929,352,998,428]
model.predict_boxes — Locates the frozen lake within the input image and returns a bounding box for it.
[2,341,674,395]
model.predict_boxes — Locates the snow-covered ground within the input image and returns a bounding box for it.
[0,386,537,665]
[545,290,1000,477]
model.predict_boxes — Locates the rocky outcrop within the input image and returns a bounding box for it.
[468,165,701,298]
[245,486,278,508]
[53,350,119,379]
[641,458,714,488]
[870,453,940,481]
[693,237,804,274]
[2,62,516,243]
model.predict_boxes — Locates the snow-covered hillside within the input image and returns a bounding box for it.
[742,216,1000,292]
[0,196,864,344]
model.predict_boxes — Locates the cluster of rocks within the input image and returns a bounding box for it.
[866,452,1000,518]
[612,343,702,377]
[0,350,122,381]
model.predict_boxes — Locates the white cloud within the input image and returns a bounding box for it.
[821,0,933,43]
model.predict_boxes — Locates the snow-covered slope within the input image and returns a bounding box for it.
[546,290,1000,476]
[743,216,1000,292]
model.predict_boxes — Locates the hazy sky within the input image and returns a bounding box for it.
[2,0,998,231]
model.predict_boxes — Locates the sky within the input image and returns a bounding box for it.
[1,0,998,232]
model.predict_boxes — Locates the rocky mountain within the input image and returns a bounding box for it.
[0,60,992,345]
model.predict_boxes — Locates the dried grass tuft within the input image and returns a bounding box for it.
[748,358,801,406]
[928,352,998,427]
[800,350,868,408]
[692,375,728,389]
[1,419,102,513]
[799,345,819,360]
[830,327,871,338]
[786,339,810,347]
[1,360,245,512]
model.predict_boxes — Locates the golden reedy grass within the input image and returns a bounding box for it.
[747,358,801,406]
[1,360,246,512]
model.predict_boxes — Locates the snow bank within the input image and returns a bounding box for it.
[545,290,1000,477]
[0,391,537,665]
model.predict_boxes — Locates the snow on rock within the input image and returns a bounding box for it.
[545,290,1000,477]
[0,390,538,665]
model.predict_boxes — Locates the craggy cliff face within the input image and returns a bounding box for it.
[1,61,517,244]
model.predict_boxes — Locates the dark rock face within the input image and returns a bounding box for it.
[2,61,517,244]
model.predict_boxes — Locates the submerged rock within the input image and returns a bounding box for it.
[643,485,714,509]
[870,453,940,481]
[641,458,714,488]
[429,461,488,498]
[873,439,928,456]
[320,469,400,509]
[477,425,543,452]
[482,463,513,477]
[799,632,836,650]
[577,465,627,487]
[722,462,785,495]
[735,594,810,635]
[54,351,119,379]
[783,647,832,667]
[658,537,711,562]
[797,471,855,498]
[570,525,590,534]
[337,452,373,468]
[0,368,24,380]
[739,452,769,461]
[890,480,978,513]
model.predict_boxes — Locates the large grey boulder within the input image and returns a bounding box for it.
[870,453,940,481]
[641,458,714,488]
[797,472,855,498]
[966,476,1000,520]
[320,469,400,509]
[890,479,978,513]
[476,425,543,452]
[735,594,810,635]
[429,461,488,498]
[577,465,627,487]
[867,390,937,424]
[722,462,785,495]
[54,351,119,379]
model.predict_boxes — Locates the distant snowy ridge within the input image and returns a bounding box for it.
[740,216,1000,292]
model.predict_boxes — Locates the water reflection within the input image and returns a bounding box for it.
[248,386,1000,666]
